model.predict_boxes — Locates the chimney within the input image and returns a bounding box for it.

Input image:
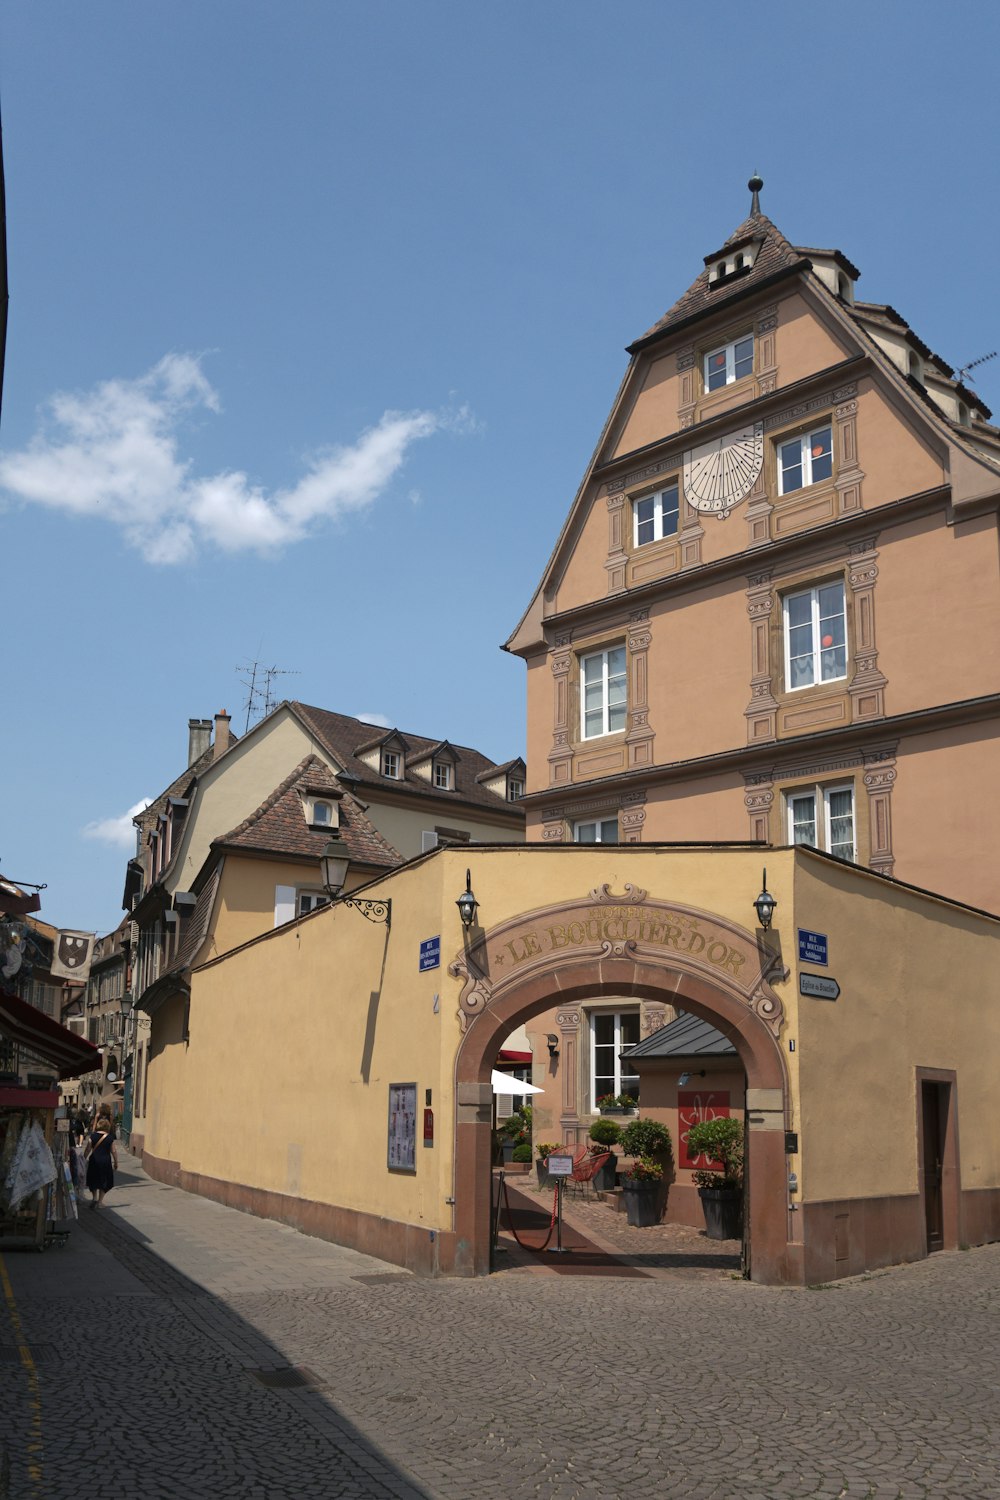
[213,709,232,759]
[188,718,212,766]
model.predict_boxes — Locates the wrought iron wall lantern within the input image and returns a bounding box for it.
[456,869,479,930]
[753,868,777,931]
[321,838,392,927]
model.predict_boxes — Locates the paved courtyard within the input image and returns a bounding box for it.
[1,1151,998,1499]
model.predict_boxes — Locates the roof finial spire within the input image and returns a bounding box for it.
[748,172,763,216]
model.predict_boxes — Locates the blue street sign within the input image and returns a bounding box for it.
[798,929,828,966]
[419,936,441,972]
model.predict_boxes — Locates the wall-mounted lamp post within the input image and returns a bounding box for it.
[546,1033,560,1059]
[677,1069,706,1088]
[456,869,479,930]
[753,868,777,931]
[321,838,392,927]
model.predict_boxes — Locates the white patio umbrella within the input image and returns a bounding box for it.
[490,1070,543,1096]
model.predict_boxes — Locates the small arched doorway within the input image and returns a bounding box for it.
[450,888,795,1283]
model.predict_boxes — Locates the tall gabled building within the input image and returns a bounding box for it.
[507,177,1000,914]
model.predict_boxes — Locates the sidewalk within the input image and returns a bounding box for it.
[0,1150,429,1500]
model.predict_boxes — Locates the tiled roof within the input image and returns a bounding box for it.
[624,1012,738,1060]
[291,702,525,819]
[213,755,402,872]
[628,212,809,352]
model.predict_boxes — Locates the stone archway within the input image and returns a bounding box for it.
[450,883,797,1283]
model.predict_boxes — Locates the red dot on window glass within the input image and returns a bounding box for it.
[812,444,825,458]
[822,634,834,648]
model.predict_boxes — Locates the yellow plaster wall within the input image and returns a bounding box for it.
[853,381,944,505]
[141,845,1000,1239]
[792,850,1000,1204]
[771,292,852,388]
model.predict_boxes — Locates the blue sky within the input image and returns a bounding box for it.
[2,1,998,934]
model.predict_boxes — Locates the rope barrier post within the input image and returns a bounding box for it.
[492,1169,506,1266]
[546,1153,573,1254]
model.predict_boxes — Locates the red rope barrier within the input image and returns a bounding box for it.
[499,1176,558,1252]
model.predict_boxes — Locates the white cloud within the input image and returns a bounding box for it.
[354,711,393,728]
[82,798,152,849]
[0,355,457,564]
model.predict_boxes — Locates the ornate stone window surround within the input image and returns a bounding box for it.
[742,741,897,874]
[540,787,648,845]
[744,532,887,743]
[546,613,655,787]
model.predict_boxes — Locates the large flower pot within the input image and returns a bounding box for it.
[591,1155,618,1193]
[698,1187,743,1241]
[535,1160,553,1190]
[622,1179,662,1227]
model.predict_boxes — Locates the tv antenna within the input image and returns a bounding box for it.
[955,350,997,386]
[236,659,300,732]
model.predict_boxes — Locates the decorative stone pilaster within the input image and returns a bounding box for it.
[640,1000,673,1037]
[605,491,628,594]
[755,305,779,398]
[847,537,888,722]
[541,809,566,843]
[620,788,648,844]
[557,1007,583,1143]
[677,346,697,430]
[547,638,574,786]
[744,572,779,743]
[625,610,655,769]
[863,745,897,877]
[833,384,865,515]
[743,770,775,844]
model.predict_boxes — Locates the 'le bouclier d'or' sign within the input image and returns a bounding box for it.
[486,899,750,984]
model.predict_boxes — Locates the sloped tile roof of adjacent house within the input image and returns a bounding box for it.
[212,754,402,871]
[622,1011,738,1060]
[291,702,526,817]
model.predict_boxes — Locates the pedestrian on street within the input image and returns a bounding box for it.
[83,1113,118,1209]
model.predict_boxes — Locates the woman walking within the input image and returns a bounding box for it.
[84,1113,118,1209]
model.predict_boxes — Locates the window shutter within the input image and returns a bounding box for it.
[421,831,439,853]
[273,884,296,927]
[495,1093,515,1122]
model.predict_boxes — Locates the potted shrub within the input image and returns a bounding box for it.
[620,1117,672,1162]
[535,1142,560,1189]
[587,1118,621,1192]
[597,1091,638,1115]
[511,1142,532,1171]
[685,1116,744,1241]
[621,1156,664,1227]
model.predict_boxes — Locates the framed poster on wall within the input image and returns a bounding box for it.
[388,1082,418,1172]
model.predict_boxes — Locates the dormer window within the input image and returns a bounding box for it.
[312,801,332,825]
[382,750,401,779]
[704,335,753,391]
[507,776,524,802]
[908,350,924,384]
[707,243,758,286]
[433,761,453,791]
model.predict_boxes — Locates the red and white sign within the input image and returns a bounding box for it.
[678,1090,730,1171]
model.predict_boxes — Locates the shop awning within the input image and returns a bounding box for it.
[0,988,101,1080]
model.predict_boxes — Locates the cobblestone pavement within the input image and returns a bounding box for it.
[1,1152,999,1499]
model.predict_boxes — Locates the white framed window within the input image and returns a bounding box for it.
[381,750,401,779]
[786,784,856,862]
[574,817,618,844]
[777,424,833,495]
[590,1010,640,1107]
[633,483,680,547]
[704,334,753,392]
[507,777,524,801]
[311,800,333,826]
[581,646,627,740]
[783,580,847,691]
[433,761,452,790]
[297,891,330,916]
